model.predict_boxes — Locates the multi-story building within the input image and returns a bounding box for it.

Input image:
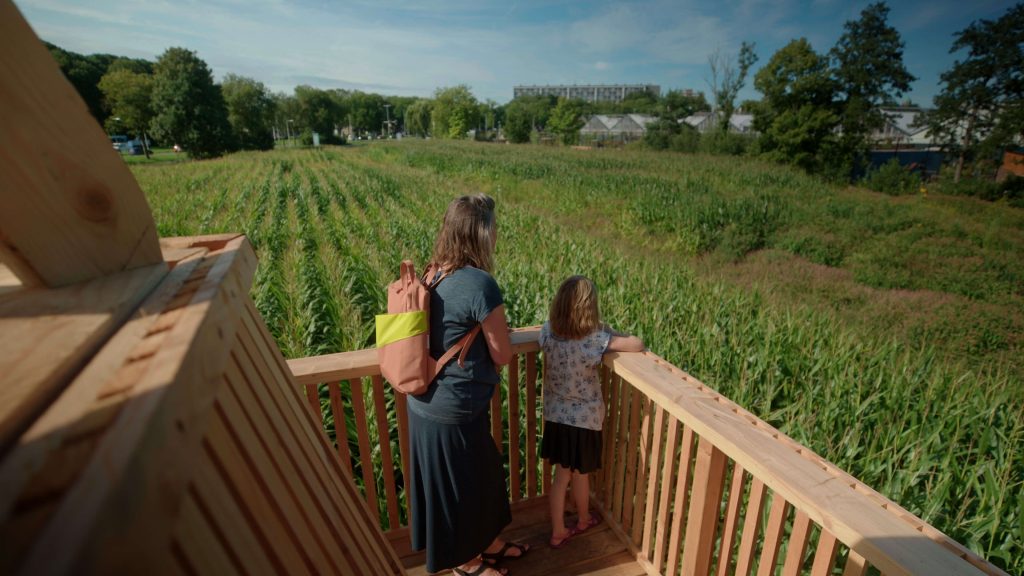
[513,83,661,103]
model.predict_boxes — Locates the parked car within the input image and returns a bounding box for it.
[110,134,128,151]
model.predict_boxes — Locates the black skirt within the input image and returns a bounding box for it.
[540,420,603,474]
[408,407,512,572]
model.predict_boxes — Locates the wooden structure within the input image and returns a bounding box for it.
[0,2,1011,574]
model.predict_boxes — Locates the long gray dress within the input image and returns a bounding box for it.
[407,266,511,573]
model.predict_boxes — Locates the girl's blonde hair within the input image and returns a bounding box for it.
[431,194,496,273]
[549,275,601,340]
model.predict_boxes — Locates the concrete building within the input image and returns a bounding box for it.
[514,84,660,103]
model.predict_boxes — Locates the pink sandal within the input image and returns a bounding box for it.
[549,526,580,549]
[576,512,602,533]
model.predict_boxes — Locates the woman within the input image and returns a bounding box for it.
[408,194,529,576]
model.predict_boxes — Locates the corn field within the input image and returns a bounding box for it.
[136,141,1023,573]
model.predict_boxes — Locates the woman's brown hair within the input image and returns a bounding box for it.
[431,193,497,273]
[549,275,601,340]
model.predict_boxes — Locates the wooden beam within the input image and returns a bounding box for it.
[0,0,161,288]
[0,262,167,457]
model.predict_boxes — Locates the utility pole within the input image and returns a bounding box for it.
[383,103,392,138]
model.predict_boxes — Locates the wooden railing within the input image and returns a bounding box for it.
[288,327,1006,576]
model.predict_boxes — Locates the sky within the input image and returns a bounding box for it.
[13,0,1020,106]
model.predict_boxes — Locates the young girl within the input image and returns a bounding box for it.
[540,275,644,548]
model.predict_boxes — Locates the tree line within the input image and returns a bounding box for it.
[48,0,1021,194]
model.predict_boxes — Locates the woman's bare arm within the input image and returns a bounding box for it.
[481,304,513,365]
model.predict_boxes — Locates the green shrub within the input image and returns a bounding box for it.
[862,158,921,195]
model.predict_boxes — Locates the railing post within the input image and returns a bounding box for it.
[682,436,727,576]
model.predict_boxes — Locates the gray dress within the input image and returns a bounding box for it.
[407,266,511,572]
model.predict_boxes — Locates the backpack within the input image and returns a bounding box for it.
[375,260,481,395]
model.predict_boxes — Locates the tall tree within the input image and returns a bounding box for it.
[753,38,840,173]
[706,42,758,133]
[294,85,341,143]
[149,47,233,159]
[502,99,534,143]
[830,2,915,164]
[404,99,433,137]
[222,74,276,150]
[547,98,590,145]
[45,42,117,125]
[98,68,154,157]
[431,85,479,139]
[927,3,1024,181]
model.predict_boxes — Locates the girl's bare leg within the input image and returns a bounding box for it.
[549,465,574,542]
[570,471,592,528]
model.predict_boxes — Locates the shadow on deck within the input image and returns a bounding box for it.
[401,498,645,576]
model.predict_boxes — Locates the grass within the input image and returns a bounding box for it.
[133,141,1023,573]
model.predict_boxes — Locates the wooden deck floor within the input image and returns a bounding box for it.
[401,497,646,576]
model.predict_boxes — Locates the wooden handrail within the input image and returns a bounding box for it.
[286,327,1004,576]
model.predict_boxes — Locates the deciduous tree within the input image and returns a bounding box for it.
[431,85,479,139]
[222,74,276,150]
[98,68,154,157]
[149,47,233,159]
[707,42,758,134]
[547,98,590,145]
[927,2,1024,181]
[830,2,915,166]
[753,38,840,173]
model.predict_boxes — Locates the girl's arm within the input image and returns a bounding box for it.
[481,304,513,365]
[604,324,645,353]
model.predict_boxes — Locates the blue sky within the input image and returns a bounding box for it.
[14,0,1019,106]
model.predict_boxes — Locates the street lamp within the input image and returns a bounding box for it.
[383,104,392,139]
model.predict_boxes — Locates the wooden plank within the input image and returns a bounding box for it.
[394,390,411,527]
[238,303,399,574]
[782,511,813,576]
[203,405,312,576]
[715,464,748,576]
[665,425,695,576]
[626,393,651,541]
[810,529,840,576]
[842,550,869,576]
[15,238,256,575]
[372,375,401,531]
[190,446,277,576]
[329,381,355,479]
[756,494,791,576]
[0,262,21,297]
[681,437,726,576]
[349,377,380,516]
[653,416,680,572]
[525,351,538,499]
[288,348,379,385]
[223,356,353,574]
[173,491,240,575]
[305,383,321,420]
[735,478,767,576]
[611,376,630,523]
[620,388,643,536]
[0,262,166,455]
[603,351,992,576]
[601,367,617,507]
[0,254,199,521]
[491,375,502,452]
[219,366,341,574]
[0,0,162,288]
[638,404,663,555]
[508,354,522,501]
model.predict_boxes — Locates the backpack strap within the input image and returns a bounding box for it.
[433,324,482,378]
